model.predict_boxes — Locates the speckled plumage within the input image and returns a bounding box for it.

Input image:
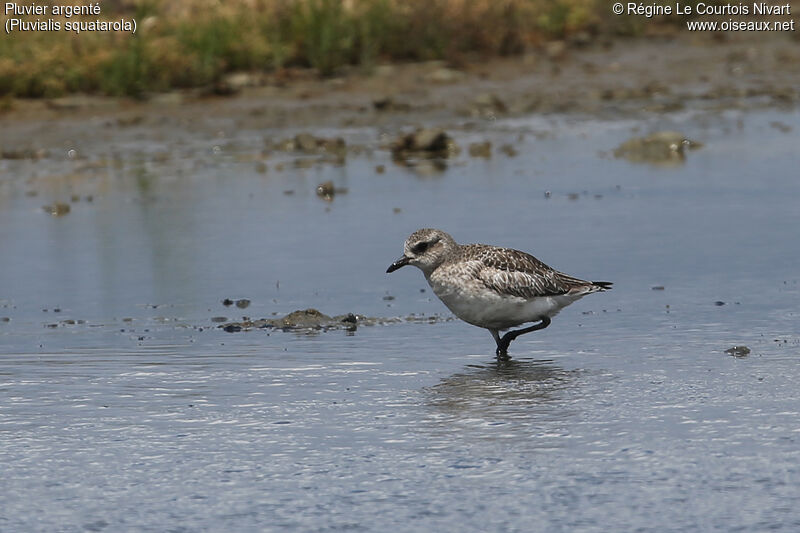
[387,228,611,357]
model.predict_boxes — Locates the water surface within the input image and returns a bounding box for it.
[1,108,799,531]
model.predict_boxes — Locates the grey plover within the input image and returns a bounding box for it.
[386,228,611,358]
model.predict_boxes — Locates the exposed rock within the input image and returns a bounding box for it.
[279,133,347,156]
[614,131,702,165]
[2,147,48,160]
[725,345,751,357]
[42,203,71,216]
[316,180,335,201]
[391,128,458,160]
[280,308,332,328]
[219,309,453,334]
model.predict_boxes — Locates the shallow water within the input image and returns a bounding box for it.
[1,108,799,531]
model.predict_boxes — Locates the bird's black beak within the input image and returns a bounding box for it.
[386,255,410,273]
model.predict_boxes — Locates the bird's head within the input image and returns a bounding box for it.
[386,228,457,277]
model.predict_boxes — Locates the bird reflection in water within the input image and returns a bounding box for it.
[423,359,580,439]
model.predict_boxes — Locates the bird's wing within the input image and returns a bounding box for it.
[471,246,593,299]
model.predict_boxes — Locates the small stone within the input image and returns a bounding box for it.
[316,180,335,201]
[43,203,71,216]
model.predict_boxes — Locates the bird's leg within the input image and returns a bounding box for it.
[495,317,551,357]
[489,329,509,360]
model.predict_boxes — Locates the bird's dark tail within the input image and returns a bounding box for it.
[593,281,613,290]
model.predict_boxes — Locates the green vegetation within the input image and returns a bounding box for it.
[0,0,615,98]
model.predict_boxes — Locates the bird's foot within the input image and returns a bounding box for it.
[495,343,511,360]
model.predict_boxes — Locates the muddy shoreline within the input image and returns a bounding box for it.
[1,32,798,154]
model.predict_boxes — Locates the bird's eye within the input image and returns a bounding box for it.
[412,241,429,254]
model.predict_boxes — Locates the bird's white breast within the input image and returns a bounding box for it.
[427,271,581,330]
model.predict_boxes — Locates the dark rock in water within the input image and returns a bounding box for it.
[714,301,726,306]
[652,286,665,291]
[223,324,242,333]
[391,128,458,160]
[222,298,234,307]
[235,299,251,309]
[316,180,335,201]
[614,131,702,166]
[43,203,71,216]
[725,345,751,357]
[2,147,48,160]
[340,313,358,332]
[279,133,347,156]
[280,308,331,328]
